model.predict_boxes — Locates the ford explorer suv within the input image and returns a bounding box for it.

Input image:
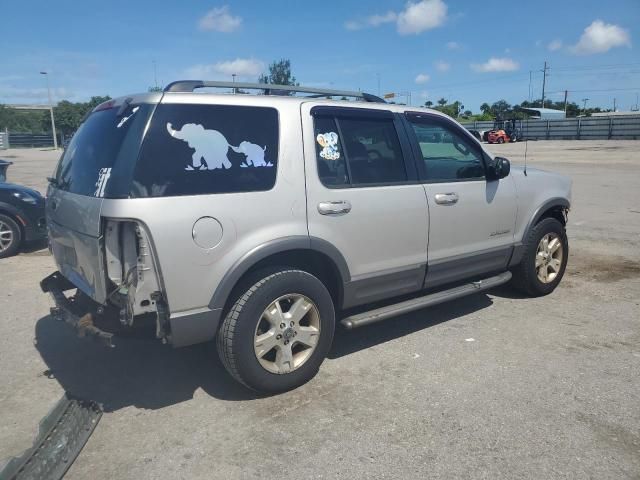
[41,81,571,393]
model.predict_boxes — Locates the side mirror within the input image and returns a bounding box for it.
[487,156,510,180]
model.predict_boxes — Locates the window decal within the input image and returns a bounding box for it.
[167,123,274,170]
[231,141,272,168]
[316,132,340,160]
[94,167,111,197]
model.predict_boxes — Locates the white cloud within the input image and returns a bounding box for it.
[471,57,519,73]
[345,0,447,35]
[185,58,265,79]
[446,41,460,50]
[435,60,450,72]
[415,73,430,84]
[397,0,448,35]
[547,39,563,51]
[570,20,631,55]
[345,11,396,30]
[198,6,242,33]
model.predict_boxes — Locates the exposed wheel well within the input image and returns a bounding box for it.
[535,205,568,227]
[226,249,344,313]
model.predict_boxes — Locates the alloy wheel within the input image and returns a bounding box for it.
[254,294,321,374]
[0,220,14,253]
[536,233,564,283]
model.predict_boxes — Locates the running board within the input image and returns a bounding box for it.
[340,271,512,329]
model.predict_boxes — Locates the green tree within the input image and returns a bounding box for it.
[148,86,163,92]
[425,100,433,108]
[480,103,491,115]
[437,97,448,107]
[490,100,512,119]
[258,59,299,89]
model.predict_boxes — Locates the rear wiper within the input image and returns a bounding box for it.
[116,97,133,117]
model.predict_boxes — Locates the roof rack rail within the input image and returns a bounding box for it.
[163,80,386,103]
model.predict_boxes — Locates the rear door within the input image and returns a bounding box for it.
[302,104,429,308]
[404,112,517,287]
[47,100,154,303]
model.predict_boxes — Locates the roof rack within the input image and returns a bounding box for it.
[163,80,386,103]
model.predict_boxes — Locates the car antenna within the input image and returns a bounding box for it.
[523,117,528,176]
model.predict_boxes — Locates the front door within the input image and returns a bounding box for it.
[302,104,429,307]
[404,112,517,287]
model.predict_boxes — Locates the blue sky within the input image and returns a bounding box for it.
[2,0,638,112]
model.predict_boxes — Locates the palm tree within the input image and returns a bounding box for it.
[425,100,433,108]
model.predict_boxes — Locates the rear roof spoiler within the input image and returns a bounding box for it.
[163,80,386,103]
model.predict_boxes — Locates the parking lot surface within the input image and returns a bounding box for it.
[1,141,639,479]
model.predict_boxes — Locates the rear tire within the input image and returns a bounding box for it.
[217,269,335,393]
[0,214,21,259]
[511,217,568,296]
[497,137,505,144]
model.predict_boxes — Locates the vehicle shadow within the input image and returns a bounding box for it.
[35,292,495,411]
[329,293,494,359]
[34,315,257,412]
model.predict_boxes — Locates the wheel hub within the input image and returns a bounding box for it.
[282,327,295,341]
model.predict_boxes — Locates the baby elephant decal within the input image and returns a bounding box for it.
[317,132,340,160]
[231,141,273,168]
[167,123,233,170]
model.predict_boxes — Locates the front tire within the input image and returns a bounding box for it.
[217,269,335,393]
[511,217,568,296]
[0,214,21,259]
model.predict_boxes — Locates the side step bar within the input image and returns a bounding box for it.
[341,271,512,329]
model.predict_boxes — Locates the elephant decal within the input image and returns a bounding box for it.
[167,123,273,170]
[316,132,340,160]
[231,141,272,168]
[167,123,233,170]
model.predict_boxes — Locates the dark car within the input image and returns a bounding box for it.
[0,160,47,258]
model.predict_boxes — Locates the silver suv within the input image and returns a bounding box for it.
[41,81,571,393]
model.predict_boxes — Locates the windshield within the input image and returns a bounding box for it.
[54,103,153,197]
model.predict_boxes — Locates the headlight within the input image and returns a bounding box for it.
[12,191,40,204]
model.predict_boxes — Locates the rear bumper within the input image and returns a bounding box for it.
[40,271,116,347]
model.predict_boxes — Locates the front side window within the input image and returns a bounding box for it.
[408,118,485,182]
[313,114,407,187]
[132,104,279,197]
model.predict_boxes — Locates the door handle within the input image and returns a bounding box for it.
[434,193,459,205]
[318,200,352,215]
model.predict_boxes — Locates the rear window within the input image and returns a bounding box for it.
[54,103,152,197]
[131,104,279,197]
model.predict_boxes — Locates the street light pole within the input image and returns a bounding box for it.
[581,98,589,116]
[40,71,58,149]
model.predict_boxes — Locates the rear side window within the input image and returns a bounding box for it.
[313,113,407,188]
[54,103,152,197]
[132,104,279,197]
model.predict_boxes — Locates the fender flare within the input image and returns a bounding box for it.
[0,201,26,225]
[207,235,350,312]
[509,197,570,267]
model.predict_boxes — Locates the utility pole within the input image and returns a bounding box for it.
[40,71,58,149]
[613,97,617,112]
[540,61,549,108]
[528,71,533,101]
[581,98,589,115]
[232,73,236,94]
[376,73,381,97]
[563,90,568,115]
